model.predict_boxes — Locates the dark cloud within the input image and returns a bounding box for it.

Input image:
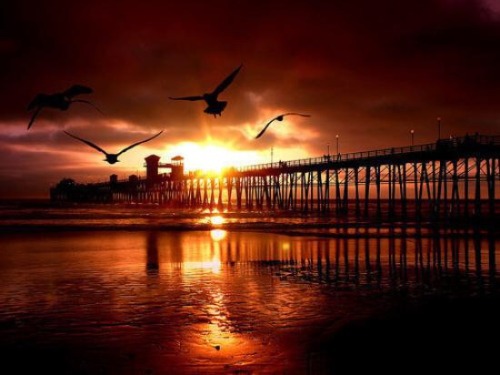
[1,0,499,197]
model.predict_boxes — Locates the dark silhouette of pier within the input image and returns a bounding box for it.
[50,133,499,219]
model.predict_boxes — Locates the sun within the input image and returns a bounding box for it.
[165,141,260,174]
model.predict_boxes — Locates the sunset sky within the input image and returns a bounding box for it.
[1,0,500,198]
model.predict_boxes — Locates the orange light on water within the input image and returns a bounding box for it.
[209,215,227,241]
[210,229,227,241]
[201,257,222,273]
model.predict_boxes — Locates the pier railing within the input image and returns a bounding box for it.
[237,134,500,173]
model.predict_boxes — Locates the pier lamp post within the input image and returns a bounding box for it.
[410,129,414,148]
[327,143,330,158]
[336,134,339,155]
[437,117,441,140]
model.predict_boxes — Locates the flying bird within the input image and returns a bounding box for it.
[27,84,101,130]
[169,64,243,117]
[64,130,164,164]
[255,113,311,139]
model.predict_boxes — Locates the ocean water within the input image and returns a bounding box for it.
[0,202,498,374]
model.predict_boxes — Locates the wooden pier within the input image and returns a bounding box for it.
[51,134,499,219]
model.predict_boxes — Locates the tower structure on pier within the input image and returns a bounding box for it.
[144,154,184,181]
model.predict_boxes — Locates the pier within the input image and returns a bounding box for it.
[50,134,499,219]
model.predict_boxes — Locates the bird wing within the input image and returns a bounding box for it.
[212,64,243,96]
[254,113,310,139]
[282,112,311,118]
[117,130,164,156]
[169,96,204,101]
[27,94,46,110]
[27,107,42,130]
[64,131,108,155]
[72,99,104,114]
[255,118,277,139]
[63,84,93,98]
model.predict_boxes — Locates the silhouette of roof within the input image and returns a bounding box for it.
[145,154,161,161]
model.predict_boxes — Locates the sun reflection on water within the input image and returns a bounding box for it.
[210,215,224,226]
[183,255,222,274]
[209,215,227,242]
[203,256,222,273]
[210,229,227,241]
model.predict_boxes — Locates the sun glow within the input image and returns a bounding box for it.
[166,142,260,174]
[210,215,224,226]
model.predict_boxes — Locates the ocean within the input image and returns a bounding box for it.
[0,201,498,374]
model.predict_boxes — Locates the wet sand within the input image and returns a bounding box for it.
[308,293,500,374]
[0,209,498,374]
[2,291,500,374]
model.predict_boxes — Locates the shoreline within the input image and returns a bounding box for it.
[0,221,497,237]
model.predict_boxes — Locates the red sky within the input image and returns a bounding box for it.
[1,0,499,198]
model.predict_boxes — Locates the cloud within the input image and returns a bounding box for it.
[1,0,499,197]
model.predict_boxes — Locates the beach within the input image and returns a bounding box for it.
[0,202,498,374]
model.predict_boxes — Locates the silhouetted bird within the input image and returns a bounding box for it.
[27,84,101,130]
[255,113,311,139]
[169,64,242,117]
[64,130,164,164]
